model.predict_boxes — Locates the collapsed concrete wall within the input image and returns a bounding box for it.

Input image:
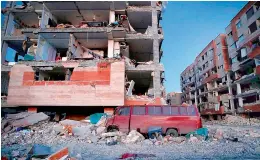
[7,61,125,106]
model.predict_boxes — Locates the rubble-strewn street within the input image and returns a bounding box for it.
[2,112,260,159]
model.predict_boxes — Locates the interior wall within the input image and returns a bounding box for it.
[36,35,57,61]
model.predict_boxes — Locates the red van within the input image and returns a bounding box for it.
[106,105,202,137]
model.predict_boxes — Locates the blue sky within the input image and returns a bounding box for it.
[161,1,247,93]
[2,1,247,93]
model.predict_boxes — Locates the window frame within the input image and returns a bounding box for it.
[236,20,242,29]
[148,106,162,115]
[132,106,146,115]
[246,7,254,20]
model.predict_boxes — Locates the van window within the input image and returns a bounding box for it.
[171,107,179,115]
[180,107,188,115]
[187,106,196,116]
[133,106,145,115]
[148,106,161,115]
[162,106,171,115]
[118,107,130,115]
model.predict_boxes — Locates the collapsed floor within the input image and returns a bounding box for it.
[1,112,260,159]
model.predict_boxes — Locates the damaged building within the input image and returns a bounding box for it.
[225,1,260,114]
[1,1,166,115]
[181,1,260,117]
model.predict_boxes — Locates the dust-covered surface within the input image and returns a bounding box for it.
[204,115,260,126]
[2,123,260,159]
[2,113,260,159]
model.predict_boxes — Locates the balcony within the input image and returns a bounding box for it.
[237,29,260,50]
[202,73,219,84]
[248,44,260,59]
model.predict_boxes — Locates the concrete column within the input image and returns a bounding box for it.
[227,72,235,115]
[109,10,115,24]
[114,41,120,58]
[236,83,243,107]
[195,91,198,106]
[1,42,8,64]
[65,69,72,80]
[107,40,114,58]
[153,70,161,97]
[151,3,161,98]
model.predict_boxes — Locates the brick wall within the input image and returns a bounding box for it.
[7,62,125,106]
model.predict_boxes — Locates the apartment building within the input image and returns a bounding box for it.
[181,1,260,116]
[225,1,260,114]
[1,1,166,113]
[181,34,231,117]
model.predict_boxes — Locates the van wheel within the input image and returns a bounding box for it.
[166,129,178,137]
[107,126,119,132]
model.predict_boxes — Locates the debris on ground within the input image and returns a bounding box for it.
[2,112,260,159]
[205,115,260,126]
[118,153,156,159]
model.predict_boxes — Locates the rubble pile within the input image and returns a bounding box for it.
[205,115,260,126]
[223,115,260,126]
[2,112,260,159]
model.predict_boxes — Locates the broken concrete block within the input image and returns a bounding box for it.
[11,112,49,127]
[1,119,8,129]
[60,119,82,127]
[6,112,32,120]
[189,136,199,143]
[89,136,99,144]
[142,139,153,145]
[171,136,186,143]
[101,131,124,138]
[3,125,12,132]
[96,126,106,135]
[72,126,92,137]
[123,130,145,144]
[214,129,224,140]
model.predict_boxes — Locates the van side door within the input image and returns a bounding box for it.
[113,106,130,133]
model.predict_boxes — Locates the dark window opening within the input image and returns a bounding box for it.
[35,67,68,81]
[246,7,254,20]
[249,21,257,34]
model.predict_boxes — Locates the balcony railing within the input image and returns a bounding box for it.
[248,43,260,59]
